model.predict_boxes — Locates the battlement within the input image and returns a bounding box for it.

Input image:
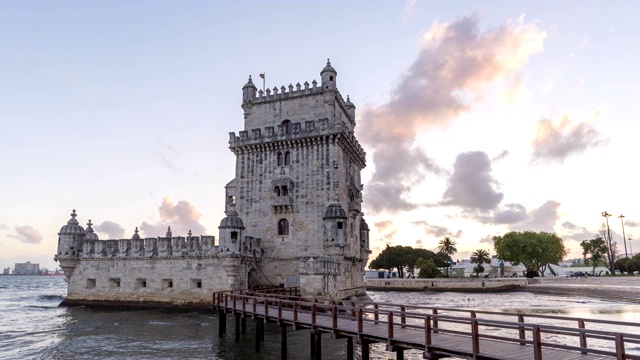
[228,117,366,163]
[78,235,262,260]
[244,81,355,124]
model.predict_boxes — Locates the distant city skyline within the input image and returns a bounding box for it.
[1,1,639,270]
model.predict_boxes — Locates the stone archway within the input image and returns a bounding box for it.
[247,268,260,289]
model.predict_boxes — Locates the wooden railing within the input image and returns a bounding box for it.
[214,292,640,359]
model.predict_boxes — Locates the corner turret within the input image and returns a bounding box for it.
[218,209,245,254]
[321,59,337,90]
[323,204,347,247]
[241,76,257,119]
[54,209,85,279]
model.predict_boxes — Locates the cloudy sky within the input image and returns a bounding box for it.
[2,1,639,271]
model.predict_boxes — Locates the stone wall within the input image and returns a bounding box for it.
[64,257,245,308]
[365,278,528,292]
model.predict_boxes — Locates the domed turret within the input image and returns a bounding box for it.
[59,209,85,235]
[218,209,245,254]
[131,227,140,240]
[85,219,99,241]
[242,75,257,103]
[321,59,337,90]
[55,209,85,278]
[323,204,347,246]
[359,217,370,249]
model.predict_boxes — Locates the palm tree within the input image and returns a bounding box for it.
[437,237,457,276]
[471,249,491,276]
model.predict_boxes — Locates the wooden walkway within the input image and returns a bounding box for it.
[212,288,640,360]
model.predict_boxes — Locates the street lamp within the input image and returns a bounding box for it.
[629,237,633,256]
[618,214,628,258]
[602,211,614,273]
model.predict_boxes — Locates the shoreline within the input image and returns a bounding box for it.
[515,276,640,304]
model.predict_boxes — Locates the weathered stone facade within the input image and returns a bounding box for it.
[55,60,370,309]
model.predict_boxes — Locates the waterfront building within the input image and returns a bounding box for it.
[54,60,371,309]
[2,267,10,275]
[14,261,40,275]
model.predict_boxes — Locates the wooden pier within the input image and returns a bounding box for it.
[213,287,640,359]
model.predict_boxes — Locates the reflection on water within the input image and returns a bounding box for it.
[1,276,639,360]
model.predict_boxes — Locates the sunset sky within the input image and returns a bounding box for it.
[2,1,639,271]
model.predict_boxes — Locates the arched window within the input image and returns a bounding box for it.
[274,186,280,196]
[282,185,289,196]
[277,152,284,166]
[278,219,289,235]
[284,151,291,166]
[282,120,292,134]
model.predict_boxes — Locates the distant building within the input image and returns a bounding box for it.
[14,262,40,275]
[2,267,10,275]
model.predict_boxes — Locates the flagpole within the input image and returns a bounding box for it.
[263,74,265,92]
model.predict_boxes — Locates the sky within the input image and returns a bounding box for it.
[1,1,639,271]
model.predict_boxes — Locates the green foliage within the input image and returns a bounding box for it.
[493,231,567,277]
[437,237,457,276]
[615,254,640,274]
[525,270,539,278]
[368,245,447,278]
[473,264,485,276]
[581,236,608,275]
[415,258,442,278]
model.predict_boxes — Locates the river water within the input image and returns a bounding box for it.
[1,276,639,359]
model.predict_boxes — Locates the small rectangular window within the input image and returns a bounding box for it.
[337,222,343,230]
[135,278,147,289]
[86,278,96,289]
[109,278,121,289]
[191,278,203,289]
[161,279,173,289]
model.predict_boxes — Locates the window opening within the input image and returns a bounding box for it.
[231,231,238,240]
[284,151,291,165]
[282,186,289,196]
[278,219,289,236]
[337,221,343,230]
[277,152,284,166]
[274,186,280,196]
[282,120,292,134]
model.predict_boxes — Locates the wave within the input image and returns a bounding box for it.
[38,295,65,302]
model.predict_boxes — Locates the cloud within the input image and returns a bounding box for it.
[531,114,604,163]
[492,150,509,162]
[560,221,596,242]
[491,203,528,224]
[359,14,544,214]
[154,140,182,173]
[0,224,7,230]
[625,220,639,227]
[94,221,126,239]
[415,239,423,247]
[479,235,494,244]
[140,197,206,237]
[511,200,561,232]
[7,225,43,244]
[441,151,503,211]
[413,220,462,239]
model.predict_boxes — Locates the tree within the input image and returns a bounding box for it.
[599,228,620,274]
[581,236,608,275]
[437,237,457,276]
[369,245,448,278]
[471,249,491,276]
[415,258,441,278]
[493,231,568,277]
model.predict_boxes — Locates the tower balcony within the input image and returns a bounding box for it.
[272,195,293,206]
[272,195,293,213]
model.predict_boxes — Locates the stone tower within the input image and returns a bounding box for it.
[225,60,370,299]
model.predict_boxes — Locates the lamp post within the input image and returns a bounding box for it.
[618,214,628,258]
[602,211,614,274]
[629,237,633,257]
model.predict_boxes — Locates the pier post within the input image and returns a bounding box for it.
[397,348,404,360]
[218,310,226,338]
[260,320,265,341]
[241,317,246,334]
[314,331,322,360]
[235,314,241,343]
[346,337,353,360]
[361,339,370,360]
[310,332,315,358]
[255,319,261,353]
[280,324,288,360]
